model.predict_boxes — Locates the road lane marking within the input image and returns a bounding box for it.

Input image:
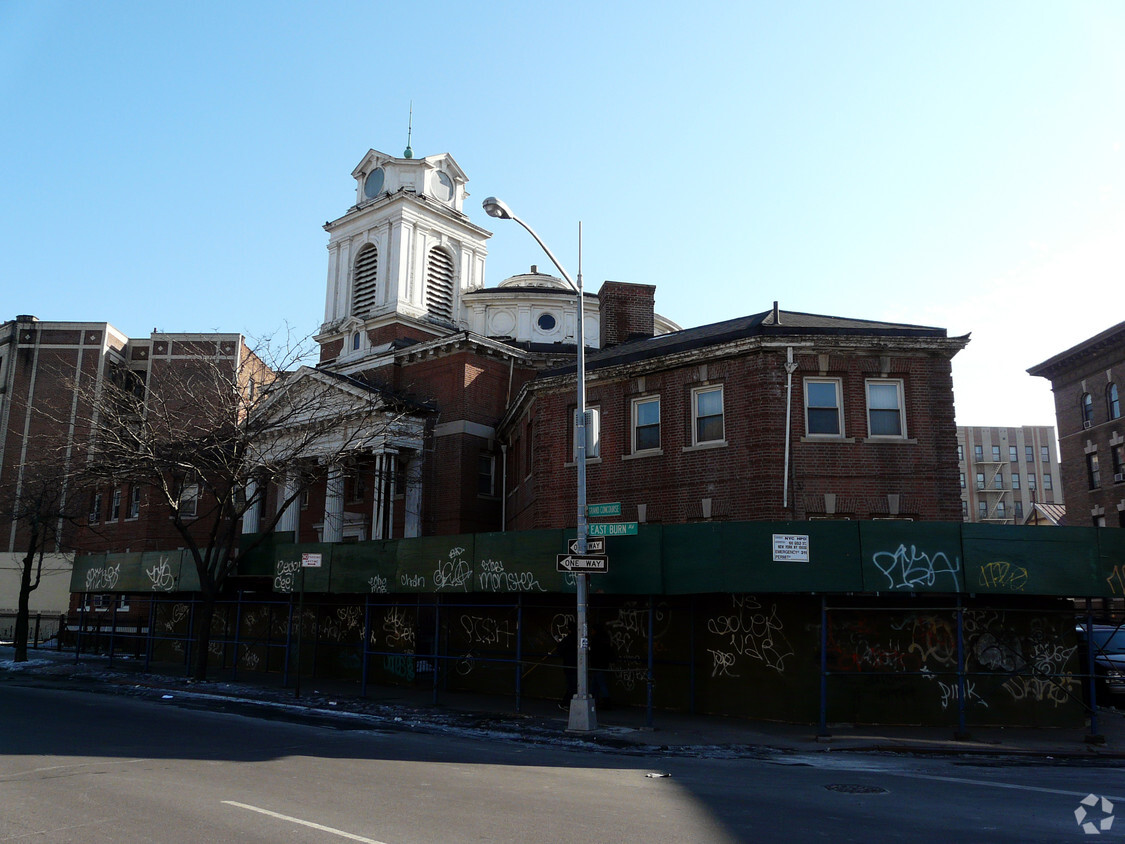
[222,801,389,843]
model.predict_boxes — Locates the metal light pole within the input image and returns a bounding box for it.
[483,197,597,731]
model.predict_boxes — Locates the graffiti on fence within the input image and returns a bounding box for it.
[85,563,121,592]
[376,607,415,649]
[1107,565,1125,596]
[146,556,176,592]
[400,572,425,589]
[368,575,388,594]
[977,561,1030,592]
[319,606,364,642]
[274,559,300,592]
[163,603,190,632]
[434,547,472,591]
[383,653,415,682]
[871,544,961,591]
[460,614,515,648]
[477,559,546,592]
[705,595,793,674]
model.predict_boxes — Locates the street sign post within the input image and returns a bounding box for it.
[587,522,638,537]
[556,554,609,573]
[569,537,605,554]
[587,502,621,517]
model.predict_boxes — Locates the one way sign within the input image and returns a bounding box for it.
[556,554,609,573]
[568,537,605,554]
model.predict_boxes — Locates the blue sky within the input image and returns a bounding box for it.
[2,1,1123,427]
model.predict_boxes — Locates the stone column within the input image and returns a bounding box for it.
[323,464,344,543]
[277,472,301,535]
[404,452,423,538]
[241,477,260,534]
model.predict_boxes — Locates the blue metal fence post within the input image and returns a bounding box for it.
[955,597,969,739]
[184,597,195,677]
[232,591,243,682]
[75,594,87,664]
[282,594,294,688]
[1086,598,1103,742]
[145,596,156,671]
[361,593,371,698]
[646,595,655,729]
[689,596,696,714]
[818,595,830,737]
[432,594,441,706]
[108,596,118,665]
[515,594,524,713]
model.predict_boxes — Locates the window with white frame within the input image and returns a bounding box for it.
[178,476,199,518]
[978,501,988,519]
[127,486,141,519]
[959,472,966,489]
[692,385,724,445]
[632,396,660,453]
[89,491,103,524]
[804,379,842,436]
[108,488,121,521]
[1014,500,1023,521]
[571,406,600,460]
[866,380,905,437]
[1011,473,1020,490]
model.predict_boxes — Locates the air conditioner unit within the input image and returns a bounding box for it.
[1116,472,1125,484]
[1083,420,1093,429]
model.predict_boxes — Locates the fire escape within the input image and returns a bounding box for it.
[975,456,1011,524]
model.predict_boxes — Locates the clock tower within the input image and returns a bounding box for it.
[317,149,491,363]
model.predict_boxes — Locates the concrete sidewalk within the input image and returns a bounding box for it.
[4,645,1124,760]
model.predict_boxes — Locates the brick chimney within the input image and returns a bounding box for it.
[597,281,656,349]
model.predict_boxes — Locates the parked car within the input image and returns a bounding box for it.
[1076,624,1125,700]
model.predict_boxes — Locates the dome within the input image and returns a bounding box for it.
[497,266,569,290]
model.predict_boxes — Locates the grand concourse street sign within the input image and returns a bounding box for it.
[556,554,609,573]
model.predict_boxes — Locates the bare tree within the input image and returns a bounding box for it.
[0,461,79,662]
[70,333,424,679]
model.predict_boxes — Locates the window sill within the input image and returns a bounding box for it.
[622,449,663,461]
[564,457,603,468]
[862,437,918,444]
[682,441,728,453]
[800,436,856,444]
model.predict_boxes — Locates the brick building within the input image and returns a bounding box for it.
[955,425,1062,524]
[501,301,968,528]
[0,317,249,610]
[1029,320,1125,527]
[10,145,971,586]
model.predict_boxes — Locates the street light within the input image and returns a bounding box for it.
[483,196,597,732]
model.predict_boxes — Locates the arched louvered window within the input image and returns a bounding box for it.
[426,246,455,321]
[352,245,378,318]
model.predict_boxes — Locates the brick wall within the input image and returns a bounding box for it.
[507,345,962,531]
[598,281,655,348]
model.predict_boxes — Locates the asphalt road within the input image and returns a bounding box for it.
[1,682,1124,843]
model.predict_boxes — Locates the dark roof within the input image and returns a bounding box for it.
[317,367,436,413]
[1028,320,1125,379]
[541,308,954,377]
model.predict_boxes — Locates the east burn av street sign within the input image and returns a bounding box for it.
[587,522,638,537]
[556,554,609,573]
